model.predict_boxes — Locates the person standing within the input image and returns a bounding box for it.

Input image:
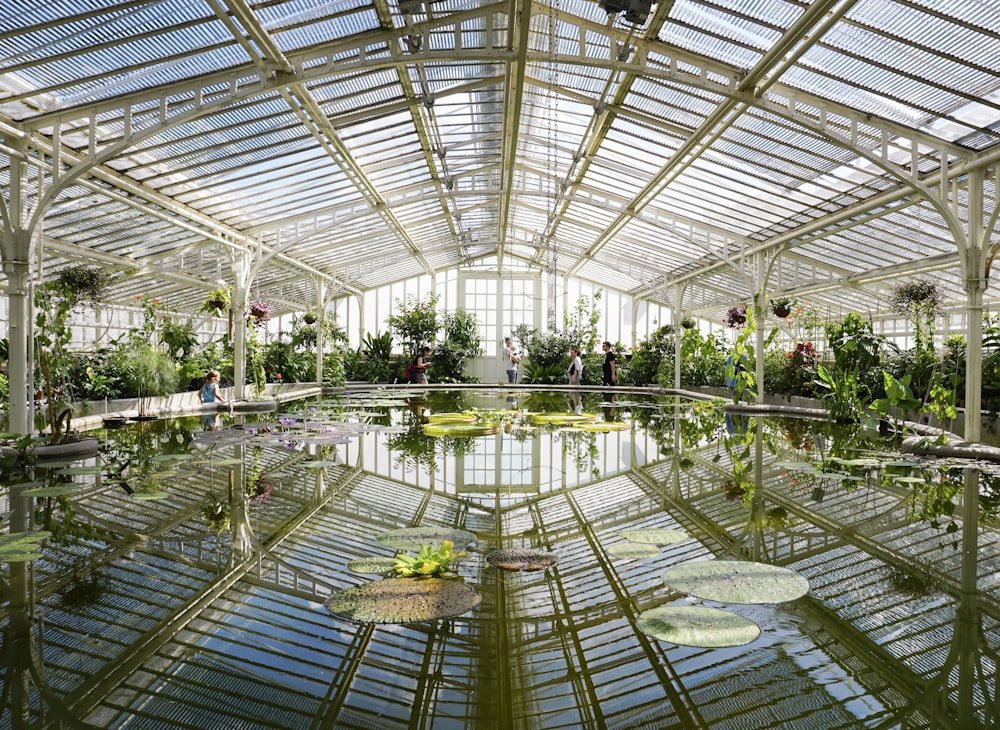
[412,346,433,384]
[199,369,227,405]
[601,341,617,387]
[503,337,520,384]
[567,348,583,386]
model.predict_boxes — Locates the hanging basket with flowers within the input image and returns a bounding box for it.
[302,312,318,325]
[248,300,273,327]
[202,287,231,317]
[724,305,747,328]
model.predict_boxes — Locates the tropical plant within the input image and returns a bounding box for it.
[681,314,696,329]
[124,345,179,415]
[815,364,867,423]
[869,372,922,431]
[511,325,572,370]
[248,300,273,327]
[353,330,395,383]
[889,279,942,353]
[825,312,883,374]
[434,309,483,382]
[520,360,566,385]
[563,290,603,354]
[387,294,440,355]
[392,540,465,578]
[726,307,757,403]
[630,325,674,386]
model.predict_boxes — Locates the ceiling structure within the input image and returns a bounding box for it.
[1,0,1000,321]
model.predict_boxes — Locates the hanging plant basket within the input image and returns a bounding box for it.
[249,300,273,326]
[303,312,318,325]
[771,298,794,319]
[724,306,747,328]
[681,315,696,330]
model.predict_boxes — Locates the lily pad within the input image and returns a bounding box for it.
[324,578,482,624]
[621,529,688,545]
[132,492,170,500]
[54,466,102,475]
[347,556,397,575]
[423,423,499,438]
[893,475,928,484]
[573,421,630,432]
[662,560,809,604]
[377,526,477,552]
[531,413,597,425]
[607,543,661,559]
[427,413,478,423]
[637,605,761,647]
[486,548,558,572]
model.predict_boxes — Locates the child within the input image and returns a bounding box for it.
[199,369,227,404]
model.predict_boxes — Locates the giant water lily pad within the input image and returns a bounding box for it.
[662,560,809,604]
[427,413,477,423]
[621,529,688,545]
[22,484,78,497]
[423,423,499,438]
[607,543,661,559]
[325,578,482,623]
[0,530,51,564]
[637,605,760,647]
[377,526,477,552]
[486,548,558,572]
[573,421,630,432]
[347,556,397,575]
[531,413,597,425]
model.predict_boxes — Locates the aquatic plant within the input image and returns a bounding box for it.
[621,529,688,545]
[392,540,465,577]
[662,560,809,604]
[638,605,761,648]
[377,526,477,552]
[486,548,558,572]
[325,578,482,624]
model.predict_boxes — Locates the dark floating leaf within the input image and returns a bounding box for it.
[486,548,558,572]
[638,605,761,647]
[662,560,809,604]
[378,526,477,552]
[325,578,482,624]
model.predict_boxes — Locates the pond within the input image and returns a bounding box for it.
[2,387,1000,729]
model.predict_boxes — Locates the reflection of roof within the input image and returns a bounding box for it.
[2,2,998,320]
[13,419,999,728]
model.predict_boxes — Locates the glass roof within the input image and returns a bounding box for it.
[1,0,999,320]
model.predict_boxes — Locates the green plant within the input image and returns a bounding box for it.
[870,372,922,431]
[563,290,603,353]
[202,288,231,317]
[815,364,867,423]
[825,312,883,374]
[55,266,117,304]
[392,540,465,577]
[387,294,440,355]
[889,279,942,353]
[161,318,199,360]
[520,360,566,385]
[125,345,179,414]
[631,325,675,386]
[770,297,794,318]
[681,314,696,329]
[434,309,483,383]
[726,307,758,403]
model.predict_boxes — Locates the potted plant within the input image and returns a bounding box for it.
[248,300,273,327]
[771,297,794,319]
[681,315,696,330]
[724,305,747,328]
[202,287,231,317]
[302,311,318,325]
[125,345,179,420]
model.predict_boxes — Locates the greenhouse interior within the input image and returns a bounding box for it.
[3,0,1000,728]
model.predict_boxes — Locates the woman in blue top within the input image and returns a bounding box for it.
[199,369,227,404]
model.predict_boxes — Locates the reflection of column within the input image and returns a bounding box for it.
[7,487,36,727]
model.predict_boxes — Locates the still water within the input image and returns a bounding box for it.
[2,388,1000,729]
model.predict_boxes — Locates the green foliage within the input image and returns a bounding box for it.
[770,297,794,318]
[815,364,867,423]
[247,329,266,397]
[825,312,883,374]
[656,327,728,388]
[511,324,572,370]
[346,330,396,383]
[726,307,757,403]
[323,351,346,386]
[201,287,231,317]
[889,279,942,353]
[521,360,566,385]
[631,325,674,386]
[392,540,465,577]
[562,289,603,353]
[434,309,483,383]
[263,338,315,383]
[161,318,199,360]
[870,372,922,428]
[387,295,440,354]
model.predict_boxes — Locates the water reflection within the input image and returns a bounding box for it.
[2,391,1000,728]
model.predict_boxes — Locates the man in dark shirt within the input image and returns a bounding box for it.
[602,341,617,387]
